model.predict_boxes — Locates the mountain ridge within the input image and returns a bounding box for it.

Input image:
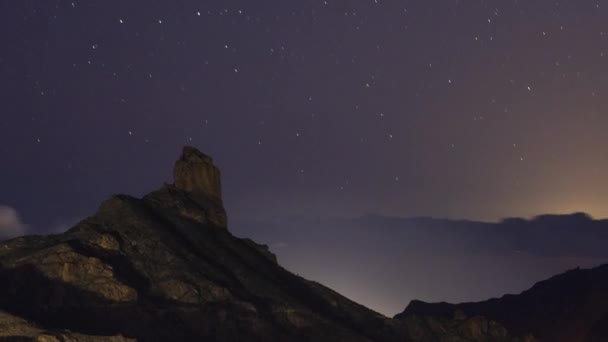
[0,146,603,341]
[397,264,608,342]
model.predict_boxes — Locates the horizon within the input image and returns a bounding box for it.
[3,0,608,326]
[3,147,608,316]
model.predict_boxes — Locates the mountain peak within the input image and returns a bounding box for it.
[174,146,222,201]
[1,146,597,341]
[143,146,228,228]
[180,145,214,163]
[0,146,408,341]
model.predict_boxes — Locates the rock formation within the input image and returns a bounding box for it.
[0,146,403,341]
[169,146,227,227]
[0,146,580,341]
[174,146,223,201]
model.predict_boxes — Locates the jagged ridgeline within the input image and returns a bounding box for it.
[0,147,601,341]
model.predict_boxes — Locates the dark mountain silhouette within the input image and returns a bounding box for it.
[0,146,602,341]
[397,264,608,342]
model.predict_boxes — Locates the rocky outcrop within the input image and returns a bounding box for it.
[0,146,536,341]
[149,146,227,228]
[174,146,222,199]
[0,147,398,341]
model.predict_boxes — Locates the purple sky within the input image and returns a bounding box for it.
[2,0,608,315]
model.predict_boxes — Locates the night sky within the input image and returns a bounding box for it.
[2,1,608,316]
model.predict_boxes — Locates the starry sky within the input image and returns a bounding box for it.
[2,0,608,315]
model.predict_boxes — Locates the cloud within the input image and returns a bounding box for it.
[0,205,28,240]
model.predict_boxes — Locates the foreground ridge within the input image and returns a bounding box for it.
[397,264,608,342]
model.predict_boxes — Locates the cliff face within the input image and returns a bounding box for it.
[174,146,223,201]
[171,146,226,228]
[0,147,529,341]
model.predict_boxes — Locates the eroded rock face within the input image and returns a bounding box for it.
[174,146,222,200]
[39,244,136,302]
[170,146,227,228]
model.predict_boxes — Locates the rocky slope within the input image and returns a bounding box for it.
[396,265,608,342]
[0,147,535,341]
